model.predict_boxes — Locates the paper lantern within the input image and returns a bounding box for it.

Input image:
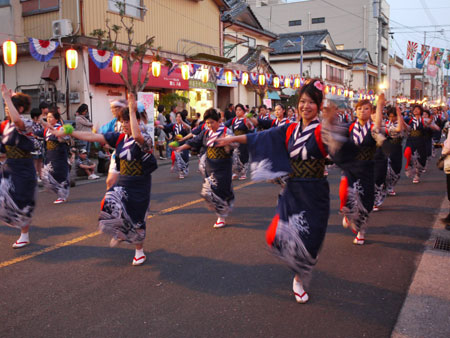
[344,89,349,97]
[241,72,249,85]
[349,91,354,99]
[331,86,336,95]
[181,64,189,80]
[284,78,291,88]
[273,76,280,88]
[324,85,330,94]
[258,74,265,86]
[2,40,17,66]
[294,77,301,88]
[111,55,123,74]
[225,70,233,85]
[152,61,161,77]
[201,67,209,83]
[66,48,78,70]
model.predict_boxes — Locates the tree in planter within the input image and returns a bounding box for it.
[156,92,189,116]
[91,0,157,94]
[245,46,273,106]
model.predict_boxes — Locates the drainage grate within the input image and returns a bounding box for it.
[434,237,450,252]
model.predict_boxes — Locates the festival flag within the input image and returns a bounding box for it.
[28,38,59,62]
[444,50,450,70]
[406,41,418,61]
[427,64,438,77]
[416,53,425,69]
[421,44,430,60]
[435,48,445,67]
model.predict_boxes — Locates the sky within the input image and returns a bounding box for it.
[284,0,450,69]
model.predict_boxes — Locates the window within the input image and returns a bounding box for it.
[326,65,344,84]
[243,35,256,48]
[311,17,325,24]
[288,20,302,27]
[108,0,144,19]
[0,0,10,7]
[21,0,59,16]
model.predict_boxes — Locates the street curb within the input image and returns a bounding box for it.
[391,196,450,338]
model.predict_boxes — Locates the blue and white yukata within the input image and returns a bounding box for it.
[100,131,156,244]
[39,124,70,200]
[404,117,427,179]
[224,117,254,178]
[0,118,37,228]
[336,121,383,235]
[384,120,405,194]
[246,119,335,287]
[187,125,234,218]
[164,123,190,177]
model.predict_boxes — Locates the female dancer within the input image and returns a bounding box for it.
[250,103,290,130]
[51,94,156,265]
[217,79,341,304]
[339,96,384,245]
[385,106,406,196]
[161,112,191,179]
[404,105,439,183]
[0,84,37,248]
[174,108,234,228]
[39,108,71,204]
[224,104,254,180]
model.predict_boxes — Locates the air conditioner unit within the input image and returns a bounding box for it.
[52,19,73,38]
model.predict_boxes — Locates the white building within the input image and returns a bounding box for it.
[247,0,390,80]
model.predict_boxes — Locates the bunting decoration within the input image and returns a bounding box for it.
[406,41,418,61]
[249,72,258,85]
[88,48,114,69]
[28,38,59,62]
[212,66,224,80]
[189,63,201,77]
[233,70,242,81]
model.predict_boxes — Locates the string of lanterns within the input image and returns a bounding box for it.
[2,40,374,99]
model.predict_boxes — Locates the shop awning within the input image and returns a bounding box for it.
[268,91,281,100]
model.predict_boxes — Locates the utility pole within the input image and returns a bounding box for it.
[300,36,304,79]
[376,0,382,85]
[422,31,426,100]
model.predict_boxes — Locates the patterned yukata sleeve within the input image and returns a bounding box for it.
[136,131,154,153]
[17,117,35,136]
[186,129,205,150]
[103,132,121,148]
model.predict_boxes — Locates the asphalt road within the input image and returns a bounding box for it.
[0,158,446,338]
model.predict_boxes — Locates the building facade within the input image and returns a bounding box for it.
[247,0,390,81]
[1,0,228,124]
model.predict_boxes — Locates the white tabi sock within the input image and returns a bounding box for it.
[18,232,29,243]
[135,248,145,258]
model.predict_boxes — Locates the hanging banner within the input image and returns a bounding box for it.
[233,70,242,81]
[435,48,445,67]
[88,48,114,69]
[137,92,155,143]
[445,51,450,70]
[28,38,59,62]
[416,53,425,69]
[420,44,430,61]
[406,41,418,61]
[249,72,258,85]
[426,64,439,78]
[428,47,444,66]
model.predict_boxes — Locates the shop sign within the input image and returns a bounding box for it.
[89,58,189,90]
[216,78,238,88]
[189,79,216,90]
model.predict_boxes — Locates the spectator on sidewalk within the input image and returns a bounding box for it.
[75,103,93,154]
[76,149,99,180]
